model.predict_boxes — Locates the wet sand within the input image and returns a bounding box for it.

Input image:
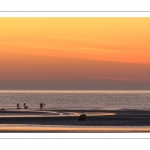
[1,108,150,132]
[1,126,150,132]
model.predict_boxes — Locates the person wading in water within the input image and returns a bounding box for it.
[17,103,20,109]
[40,103,45,109]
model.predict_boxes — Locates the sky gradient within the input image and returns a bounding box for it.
[0,18,150,90]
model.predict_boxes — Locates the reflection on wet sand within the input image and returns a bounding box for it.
[1,108,150,132]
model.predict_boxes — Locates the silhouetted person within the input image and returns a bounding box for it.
[40,103,43,109]
[24,103,28,109]
[40,103,45,109]
[17,103,20,109]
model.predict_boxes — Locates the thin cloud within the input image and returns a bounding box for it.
[78,47,121,53]
[78,47,141,54]
[89,76,137,81]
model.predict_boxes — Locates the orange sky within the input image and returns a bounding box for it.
[0,18,150,90]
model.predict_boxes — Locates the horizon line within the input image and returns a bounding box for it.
[0,90,150,93]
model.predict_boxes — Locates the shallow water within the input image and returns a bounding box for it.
[0,91,150,110]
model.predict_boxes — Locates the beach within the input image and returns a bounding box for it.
[1,108,150,132]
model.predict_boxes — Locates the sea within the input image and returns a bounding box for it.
[0,90,150,110]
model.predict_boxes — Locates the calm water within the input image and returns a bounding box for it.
[0,91,150,110]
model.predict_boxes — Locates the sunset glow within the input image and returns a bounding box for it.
[0,18,150,90]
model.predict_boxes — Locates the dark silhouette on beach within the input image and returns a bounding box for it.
[78,114,87,121]
[17,103,20,109]
[24,103,28,109]
[40,103,45,109]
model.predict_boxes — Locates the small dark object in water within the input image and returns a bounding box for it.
[78,114,87,121]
